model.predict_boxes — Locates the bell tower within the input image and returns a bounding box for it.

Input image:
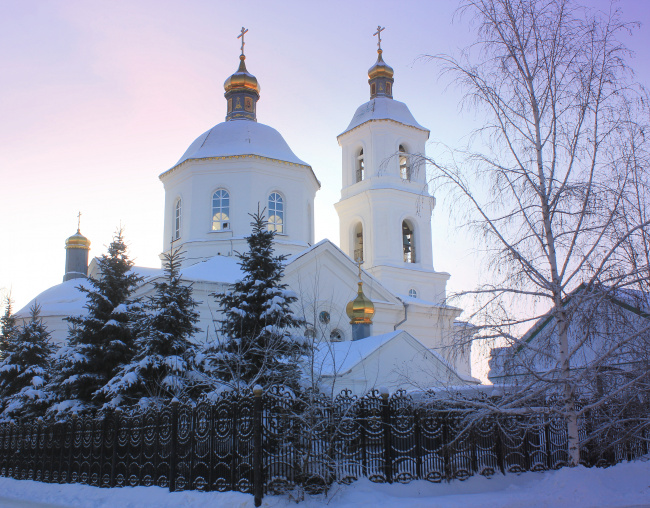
[334,27,450,304]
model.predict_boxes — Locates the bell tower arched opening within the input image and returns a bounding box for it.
[353,222,364,263]
[402,220,415,263]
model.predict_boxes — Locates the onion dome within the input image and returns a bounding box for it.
[346,281,375,325]
[224,55,260,122]
[368,50,394,81]
[224,55,260,95]
[65,229,90,250]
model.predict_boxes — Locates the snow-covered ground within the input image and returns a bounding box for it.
[0,458,649,508]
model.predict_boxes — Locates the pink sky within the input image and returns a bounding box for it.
[1,0,649,315]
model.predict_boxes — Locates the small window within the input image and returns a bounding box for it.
[399,145,410,181]
[408,288,417,298]
[305,328,316,339]
[330,329,343,342]
[227,98,233,113]
[174,199,182,240]
[319,311,330,324]
[402,221,415,263]
[371,83,376,96]
[245,97,253,112]
[268,192,284,233]
[356,149,365,183]
[212,189,230,231]
[386,82,391,95]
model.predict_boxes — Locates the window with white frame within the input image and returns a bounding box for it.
[408,288,418,298]
[212,189,230,231]
[174,199,182,240]
[268,192,284,233]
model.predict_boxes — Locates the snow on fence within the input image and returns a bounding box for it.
[0,388,648,507]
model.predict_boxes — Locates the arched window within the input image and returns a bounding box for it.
[386,82,391,96]
[330,329,343,342]
[408,288,418,298]
[356,148,365,183]
[174,199,182,240]
[212,189,230,231]
[402,220,415,263]
[399,145,410,181]
[354,222,364,263]
[268,192,284,233]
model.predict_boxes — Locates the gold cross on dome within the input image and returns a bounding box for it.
[373,25,385,51]
[77,211,82,233]
[238,27,248,56]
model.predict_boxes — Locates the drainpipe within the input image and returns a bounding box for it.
[394,302,409,331]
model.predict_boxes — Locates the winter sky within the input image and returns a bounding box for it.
[1,0,650,315]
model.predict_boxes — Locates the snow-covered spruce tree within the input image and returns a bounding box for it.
[49,229,142,415]
[200,210,307,392]
[0,295,19,362]
[0,305,54,421]
[100,248,200,408]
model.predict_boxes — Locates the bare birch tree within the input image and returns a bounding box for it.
[424,0,650,465]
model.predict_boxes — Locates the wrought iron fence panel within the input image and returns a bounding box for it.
[331,389,363,484]
[174,403,193,491]
[526,415,548,471]
[472,416,499,477]
[446,411,474,480]
[389,390,418,483]
[357,391,385,483]
[139,409,158,487]
[417,409,446,482]
[233,393,255,494]
[209,393,235,492]
[546,414,569,469]
[499,416,527,473]
[191,399,212,491]
[155,405,173,489]
[263,386,299,494]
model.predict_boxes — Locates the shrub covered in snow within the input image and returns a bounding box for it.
[0,304,54,421]
[48,229,142,416]
[100,248,201,408]
[199,210,308,392]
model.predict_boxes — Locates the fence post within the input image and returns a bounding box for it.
[253,386,263,508]
[380,389,393,484]
[110,409,120,488]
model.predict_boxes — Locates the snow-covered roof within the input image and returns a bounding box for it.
[15,278,91,318]
[313,331,402,376]
[165,120,310,174]
[179,255,244,284]
[339,97,429,137]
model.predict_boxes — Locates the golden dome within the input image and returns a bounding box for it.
[368,50,394,80]
[346,281,375,325]
[224,56,260,95]
[65,230,91,250]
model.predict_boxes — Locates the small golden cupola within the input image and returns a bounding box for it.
[224,27,260,122]
[346,262,375,340]
[63,213,91,282]
[368,26,394,100]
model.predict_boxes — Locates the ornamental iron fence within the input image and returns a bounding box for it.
[0,388,648,507]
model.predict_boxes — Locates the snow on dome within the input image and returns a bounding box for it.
[15,278,92,319]
[340,97,429,137]
[169,121,310,172]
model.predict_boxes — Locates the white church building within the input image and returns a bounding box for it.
[15,32,479,395]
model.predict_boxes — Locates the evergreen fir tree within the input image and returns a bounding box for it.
[0,305,54,421]
[101,248,200,408]
[0,295,19,362]
[49,229,142,415]
[201,209,307,391]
